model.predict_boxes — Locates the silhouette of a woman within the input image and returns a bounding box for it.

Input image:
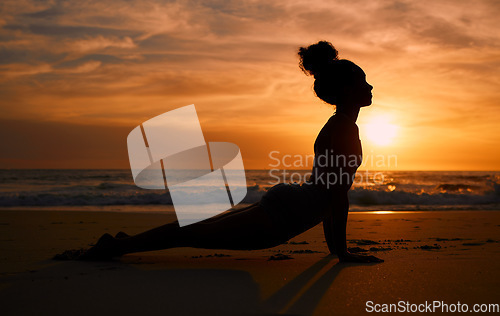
[81,41,383,263]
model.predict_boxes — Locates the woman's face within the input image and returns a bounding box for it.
[340,64,373,107]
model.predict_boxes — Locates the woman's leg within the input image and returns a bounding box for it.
[82,203,285,259]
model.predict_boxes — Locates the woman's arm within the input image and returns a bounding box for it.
[323,190,349,256]
[323,190,384,263]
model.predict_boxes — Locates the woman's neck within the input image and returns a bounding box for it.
[335,106,360,123]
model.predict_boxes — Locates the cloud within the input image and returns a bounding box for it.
[72,36,135,52]
[0,62,52,77]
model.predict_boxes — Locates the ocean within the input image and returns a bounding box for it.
[0,169,499,212]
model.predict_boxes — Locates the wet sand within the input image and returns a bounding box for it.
[0,210,499,315]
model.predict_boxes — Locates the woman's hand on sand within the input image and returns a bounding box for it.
[338,252,384,263]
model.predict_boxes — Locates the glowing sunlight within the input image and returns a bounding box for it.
[364,115,398,146]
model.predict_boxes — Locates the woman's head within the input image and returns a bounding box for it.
[298,41,373,108]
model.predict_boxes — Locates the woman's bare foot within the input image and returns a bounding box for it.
[115,231,130,239]
[78,233,125,261]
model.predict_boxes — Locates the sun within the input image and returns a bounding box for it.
[364,115,398,146]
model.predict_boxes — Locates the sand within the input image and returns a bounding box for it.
[0,209,499,315]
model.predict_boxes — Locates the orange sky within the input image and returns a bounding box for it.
[1,0,499,170]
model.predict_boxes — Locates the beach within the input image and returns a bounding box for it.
[1,209,499,315]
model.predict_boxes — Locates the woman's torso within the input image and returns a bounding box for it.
[308,113,362,192]
[259,113,363,240]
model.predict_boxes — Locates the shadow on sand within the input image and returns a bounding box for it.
[1,256,374,316]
